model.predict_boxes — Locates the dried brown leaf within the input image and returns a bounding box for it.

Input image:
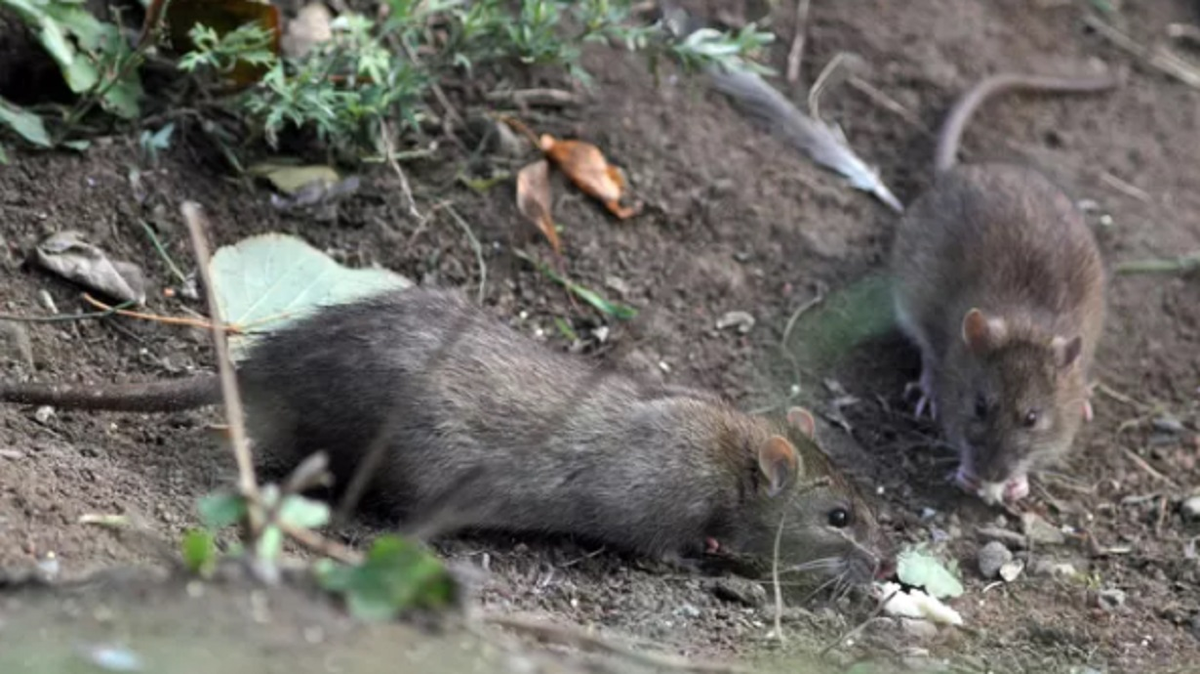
[516,159,560,255]
[539,135,643,220]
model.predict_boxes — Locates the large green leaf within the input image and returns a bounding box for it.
[208,233,412,361]
[0,97,51,147]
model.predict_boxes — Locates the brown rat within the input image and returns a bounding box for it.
[0,287,884,583]
[891,72,1114,505]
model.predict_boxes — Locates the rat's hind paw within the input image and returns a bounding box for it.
[903,371,938,421]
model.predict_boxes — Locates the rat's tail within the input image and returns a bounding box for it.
[934,72,1119,174]
[0,375,223,412]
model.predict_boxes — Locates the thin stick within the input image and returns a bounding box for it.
[180,202,259,504]
[1084,14,1200,90]
[1167,23,1200,45]
[483,615,752,674]
[380,120,424,222]
[280,522,362,565]
[0,298,136,323]
[1121,447,1180,488]
[80,293,223,331]
[441,203,488,304]
[807,52,848,119]
[1099,172,1152,203]
[139,219,189,284]
[785,0,812,85]
[484,88,582,107]
[770,512,787,643]
[847,76,932,133]
[818,588,898,657]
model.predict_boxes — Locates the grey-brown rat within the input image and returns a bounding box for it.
[891,73,1113,505]
[0,287,885,583]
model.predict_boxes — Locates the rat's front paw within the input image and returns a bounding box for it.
[1002,474,1030,502]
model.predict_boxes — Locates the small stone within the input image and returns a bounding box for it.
[710,578,767,607]
[715,311,755,334]
[1021,512,1066,546]
[1096,588,1126,613]
[605,275,631,298]
[978,541,1013,579]
[901,618,939,639]
[34,406,55,424]
[976,526,1028,549]
[998,559,1024,583]
[1181,496,1200,522]
[0,320,33,368]
[1152,415,1185,434]
[1032,558,1077,578]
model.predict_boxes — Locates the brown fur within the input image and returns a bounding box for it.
[891,73,1112,503]
[0,287,884,582]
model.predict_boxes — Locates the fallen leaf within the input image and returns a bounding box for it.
[208,232,412,361]
[539,135,643,220]
[34,231,147,305]
[0,96,51,147]
[248,162,340,194]
[896,544,965,600]
[516,159,560,255]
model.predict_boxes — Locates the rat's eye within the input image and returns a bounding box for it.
[827,508,851,528]
[973,393,988,420]
[1022,409,1039,428]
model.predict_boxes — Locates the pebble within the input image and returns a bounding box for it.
[998,559,1024,583]
[978,541,1013,579]
[901,618,939,639]
[1152,415,1185,434]
[976,526,1028,549]
[1096,588,1127,613]
[710,578,767,608]
[1031,559,1078,578]
[0,320,33,367]
[715,311,755,334]
[34,406,55,424]
[1181,496,1200,522]
[1021,512,1066,546]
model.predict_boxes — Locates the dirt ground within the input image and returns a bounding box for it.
[2,0,1200,672]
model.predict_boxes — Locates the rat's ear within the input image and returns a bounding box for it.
[758,436,801,497]
[786,407,817,440]
[961,308,1006,353]
[1051,335,1083,369]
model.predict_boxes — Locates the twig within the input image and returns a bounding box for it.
[380,120,425,222]
[785,0,812,85]
[0,298,136,323]
[807,53,849,120]
[484,88,583,107]
[80,293,224,331]
[280,521,362,565]
[139,219,189,284]
[1094,382,1147,410]
[779,286,827,391]
[180,202,260,512]
[1121,447,1180,489]
[818,588,898,657]
[440,202,488,304]
[1167,23,1200,46]
[1084,14,1200,90]
[482,615,752,674]
[847,76,933,134]
[770,512,787,643]
[1099,172,1152,202]
[1113,252,1200,275]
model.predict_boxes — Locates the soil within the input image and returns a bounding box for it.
[3,1,1200,673]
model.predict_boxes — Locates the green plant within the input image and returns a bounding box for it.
[0,0,145,152]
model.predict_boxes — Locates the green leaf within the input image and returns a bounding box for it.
[256,524,284,561]
[181,529,218,576]
[197,492,248,529]
[278,494,330,530]
[513,250,637,320]
[207,233,413,361]
[37,19,76,70]
[896,544,964,600]
[314,535,457,622]
[247,162,340,195]
[0,143,8,164]
[62,139,91,151]
[0,98,51,147]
